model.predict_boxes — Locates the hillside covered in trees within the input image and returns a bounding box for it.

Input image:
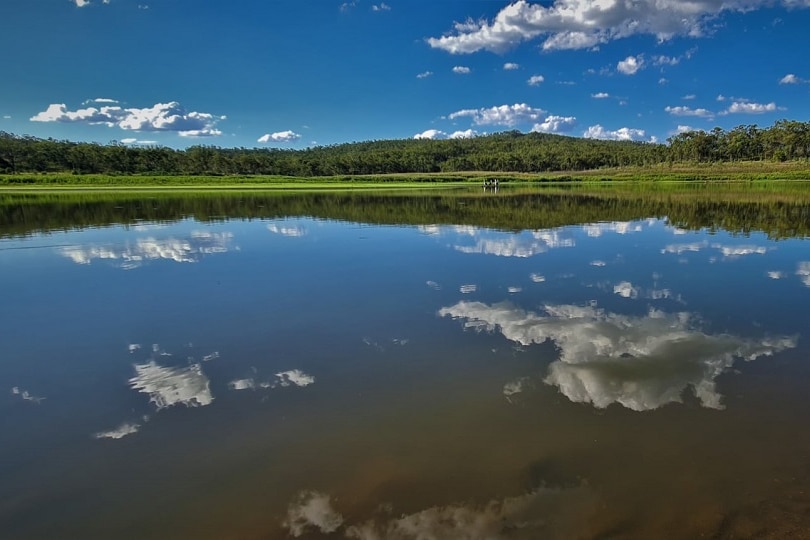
[1,120,808,177]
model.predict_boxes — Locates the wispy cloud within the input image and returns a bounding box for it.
[591,92,610,99]
[416,70,433,79]
[371,2,390,11]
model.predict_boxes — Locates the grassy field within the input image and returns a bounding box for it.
[2,161,810,189]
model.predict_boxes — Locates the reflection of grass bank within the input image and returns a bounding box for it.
[4,183,810,239]
[2,161,810,187]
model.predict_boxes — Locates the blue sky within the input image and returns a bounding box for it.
[2,0,809,148]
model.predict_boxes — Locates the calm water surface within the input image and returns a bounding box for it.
[2,190,810,539]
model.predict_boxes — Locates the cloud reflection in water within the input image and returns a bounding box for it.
[60,231,234,269]
[129,361,214,410]
[439,301,796,411]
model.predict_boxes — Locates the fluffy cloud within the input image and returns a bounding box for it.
[617,55,643,75]
[503,62,520,70]
[451,228,575,257]
[426,0,810,53]
[591,92,610,99]
[439,301,796,411]
[413,129,481,140]
[74,0,90,6]
[448,103,546,127]
[665,105,714,118]
[257,130,301,143]
[452,66,472,74]
[583,124,647,141]
[779,73,802,84]
[416,71,433,78]
[527,74,545,85]
[723,101,778,114]
[30,101,224,137]
[531,115,577,133]
[371,2,391,11]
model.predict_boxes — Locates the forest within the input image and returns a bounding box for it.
[0,119,808,177]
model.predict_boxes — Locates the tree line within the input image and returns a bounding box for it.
[0,119,808,176]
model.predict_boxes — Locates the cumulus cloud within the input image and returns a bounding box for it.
[30,101,224,137]
[448,103,546,127]
[416,71,433,79]
[371,2,390,11]
[665,105,715,118]
[129,361,213,410]
[722,101,779,114]
[583,124,646,141]
[617,55,643,75]
[439,301,796,411]
[74,0,90,6]
[591,92,610,99]
[527,74,545,85]
[413,129,481,140]
[452,66,472,74]
[531,115,577,133]
[426,0,810,54]
[257,130,301,143]
[503,62,520,70]
[779,73,801,84]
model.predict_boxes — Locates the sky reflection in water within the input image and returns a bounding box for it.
[1,211,809,539]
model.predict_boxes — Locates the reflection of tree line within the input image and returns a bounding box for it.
[3,188,810,239]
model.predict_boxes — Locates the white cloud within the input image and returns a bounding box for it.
[448,103,546,126]
[527,74,545,85]
[711,243,769,258]
[284,491,344,537]
[275,369,315,387]
[530,273,546,282]
[120,138,157,145]
[426,0,810,54]
[661,240,708,254]
[340,1,357,12]
[503,62,520,70]
[414,129,445,140]
[779,73,801,84]
[583,124,646,141]
[665,105,714,118]
[613,281,639,299]
[83,97,119,105]
[31,101,224,137]
[439,301,796,411]
[591,92,610,99]
[452,228,575,257]
[129,361,213,410]
[617,55,643,75]
[682,94,697,100]
[767,271,786,279]
[716,94,727,101]
[371,2,390,11]
[723,101,779,114]
[673,125,695,134]
[257,130,301,143]
[452,66,471,74]
[582,221,643,237]
[416,71,433,79]
[531,115,577,133]
[74,0,90,6]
